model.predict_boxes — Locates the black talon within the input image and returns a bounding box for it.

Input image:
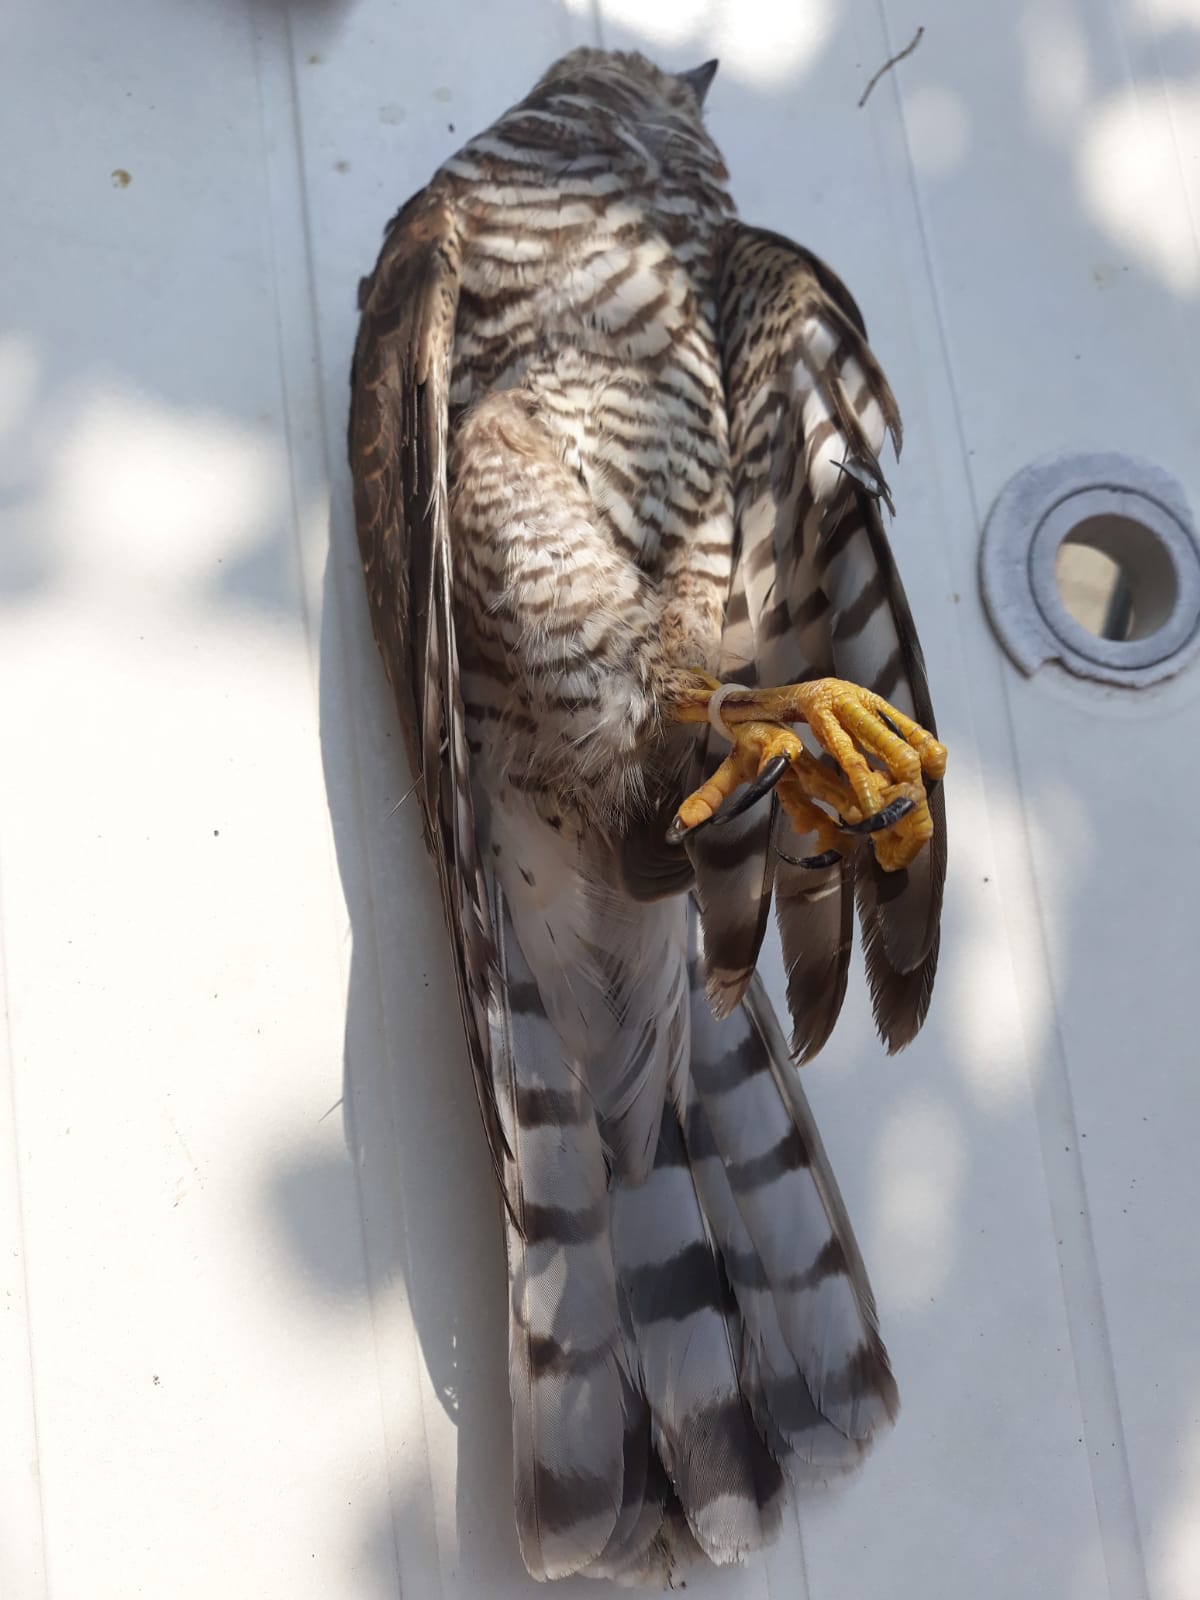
[667,809,721,845]
[843,794,915,835]
[778,846,844,870]
[877,710,903,739]
[711,754,791,826]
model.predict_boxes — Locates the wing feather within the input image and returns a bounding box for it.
[348,187,510,1177]
[686,552,778,1016]
[718,222,944,1057]
[817,493,947,1048]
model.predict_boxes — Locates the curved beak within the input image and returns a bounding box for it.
[678,59,719,105]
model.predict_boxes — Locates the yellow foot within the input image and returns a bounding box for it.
[668,676,947,871]
[666,719,806,842]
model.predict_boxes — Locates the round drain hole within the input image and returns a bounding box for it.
[981,454,1200,687]
[1054,516,1176,642]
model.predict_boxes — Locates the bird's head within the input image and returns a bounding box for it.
[530,47,720,126]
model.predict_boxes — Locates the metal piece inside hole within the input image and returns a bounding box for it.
[981,454,1200,687]
[1054,516,1176,642]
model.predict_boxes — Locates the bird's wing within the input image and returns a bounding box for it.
[348,186,509,1177]
[717,223,945,1055]
[350,191,688,1580]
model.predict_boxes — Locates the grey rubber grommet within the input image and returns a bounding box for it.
[980,452,1200,687]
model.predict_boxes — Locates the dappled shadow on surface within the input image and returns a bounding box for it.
[287,1,1200,1596]
[6,0,1196,1595]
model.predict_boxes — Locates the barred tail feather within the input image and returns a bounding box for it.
[492,798,688,1184]
[578,1368,674,1585]
[683,915,897,1470]
[495,894,630,1578]
[611,1105,786,1564]
[494,894,895,1581]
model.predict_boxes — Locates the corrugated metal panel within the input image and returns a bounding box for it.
[2,2,1197,1597]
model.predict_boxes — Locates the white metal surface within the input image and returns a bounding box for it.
[3,2,1199,1597]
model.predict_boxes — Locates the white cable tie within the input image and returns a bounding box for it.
[706,681,750,742]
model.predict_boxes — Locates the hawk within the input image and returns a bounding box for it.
[349,49,947,1585]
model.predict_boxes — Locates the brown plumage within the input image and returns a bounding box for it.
[349,48,945,1585]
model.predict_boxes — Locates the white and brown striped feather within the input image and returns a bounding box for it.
[717,224,942,1056]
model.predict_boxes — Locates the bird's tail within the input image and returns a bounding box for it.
[497,897,896,1584]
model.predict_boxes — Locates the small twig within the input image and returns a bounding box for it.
[858,25,924,108]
